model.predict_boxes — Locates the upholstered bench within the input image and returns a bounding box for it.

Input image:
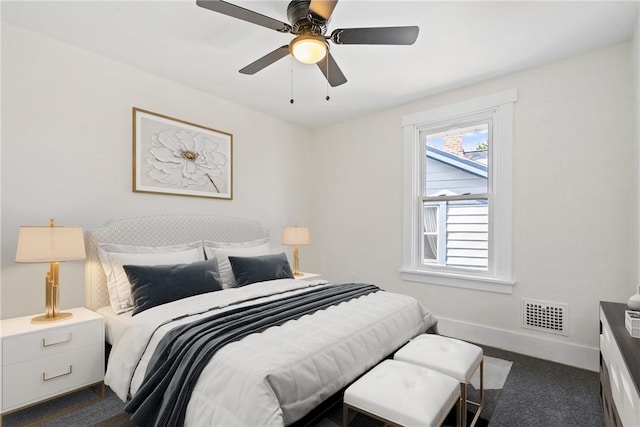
[394,334,484,427]
[343,359,460,427]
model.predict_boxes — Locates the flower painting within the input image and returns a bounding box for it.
[133,108,232,199]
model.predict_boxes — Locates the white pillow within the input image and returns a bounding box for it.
[204,239,271,288]
[98,241,204,314]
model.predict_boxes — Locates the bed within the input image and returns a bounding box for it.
[85,214,436,427]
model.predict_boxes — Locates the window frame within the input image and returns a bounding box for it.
[400,89,517,294]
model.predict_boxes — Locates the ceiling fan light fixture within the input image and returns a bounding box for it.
[290,35,327,64]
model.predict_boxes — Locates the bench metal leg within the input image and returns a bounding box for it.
[465,358,484,427]
[343,403,349,427]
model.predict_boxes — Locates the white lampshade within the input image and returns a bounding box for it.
[290,36,327,65]
[282,226,310,246]
[16,226,86,263]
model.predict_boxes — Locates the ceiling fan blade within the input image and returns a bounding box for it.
[309,0,338,22]
[239,46,290,75]
[331,26,419,45]
[316,52,347,87]
[196,0,291,33]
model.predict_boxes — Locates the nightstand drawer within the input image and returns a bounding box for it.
[2,319,102,366]
[2,343,103,412]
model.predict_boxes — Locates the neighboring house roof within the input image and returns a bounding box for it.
[463,150,488,164]
[426,146,487,178]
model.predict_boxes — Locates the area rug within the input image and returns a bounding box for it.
[465,355,513,425]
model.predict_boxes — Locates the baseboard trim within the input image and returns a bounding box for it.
[436,316,599,372]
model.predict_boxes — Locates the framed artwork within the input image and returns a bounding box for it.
[133,108,233,199]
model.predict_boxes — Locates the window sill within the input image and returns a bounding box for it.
[399,268,515,294]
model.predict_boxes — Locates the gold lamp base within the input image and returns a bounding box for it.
[31,312,73,324]
[292,245,301,276]
[30,257,73,324]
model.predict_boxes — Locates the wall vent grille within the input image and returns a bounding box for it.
[522,299,568,336]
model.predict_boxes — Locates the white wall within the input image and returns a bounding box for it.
[1,24,313,319]
[634,7,640,292]
[308,42,636,370]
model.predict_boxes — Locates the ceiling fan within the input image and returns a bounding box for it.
[196,0,419,87]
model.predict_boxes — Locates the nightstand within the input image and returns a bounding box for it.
[294,272,321,280]
[1,307,105,415]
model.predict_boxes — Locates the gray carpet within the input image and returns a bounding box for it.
[484,346,604,427]
[2,387,127,427]
[2,344,603,427]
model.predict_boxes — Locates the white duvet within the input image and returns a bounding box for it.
[105,279,436,426]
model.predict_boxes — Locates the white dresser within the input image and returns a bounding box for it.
[600,302,640,427]
[1,307,104,414]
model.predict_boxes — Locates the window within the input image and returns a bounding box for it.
[401,90,517,293]
[423,122,489,270]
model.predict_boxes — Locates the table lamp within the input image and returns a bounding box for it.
[282,224,310,277]
[15,218,86,323]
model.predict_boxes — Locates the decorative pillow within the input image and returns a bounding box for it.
[228,252,294,287]
[97,241,205,314]
[204,241,272,288]
[124,259,223,315]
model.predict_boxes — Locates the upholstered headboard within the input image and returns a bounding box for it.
[85,214,269,311]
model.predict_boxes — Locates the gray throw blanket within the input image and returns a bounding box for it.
[125,283,380,427]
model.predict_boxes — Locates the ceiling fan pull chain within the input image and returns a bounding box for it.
[325,53,330,101]
[290,57,295,104]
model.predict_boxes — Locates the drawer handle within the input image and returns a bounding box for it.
[42,365,73,382]
[42,333,72,347]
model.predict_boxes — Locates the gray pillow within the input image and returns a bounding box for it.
[228,252,294,287]
[124,258,223,315]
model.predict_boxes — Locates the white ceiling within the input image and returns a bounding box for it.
[2,1,638,129]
